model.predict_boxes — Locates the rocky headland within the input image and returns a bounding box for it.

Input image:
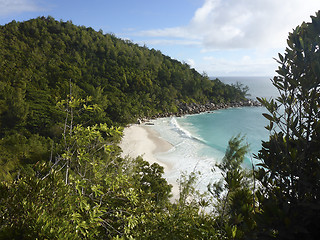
[139,100,262,123]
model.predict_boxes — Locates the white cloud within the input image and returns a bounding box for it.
[200,54,277,76]
[133,0,320,50]
[0,0,42,17]
[126,1,320,76]
[137,38,201,47]
[192,0,217,24]
[137,27,194,39]
[186,58,196,68]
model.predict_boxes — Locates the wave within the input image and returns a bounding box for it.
[170,117,206,145]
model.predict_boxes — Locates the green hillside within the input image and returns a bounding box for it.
[0,16,246,133]
[0,16,247,181]
[3,13,319,239]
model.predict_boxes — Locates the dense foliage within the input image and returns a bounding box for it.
[255,11,320,239]
[0,16,247,181]
[1,12,320,239]
[0,16,246,130]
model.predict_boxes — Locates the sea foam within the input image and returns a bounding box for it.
[150,117,223,194]
[150,77,276,195]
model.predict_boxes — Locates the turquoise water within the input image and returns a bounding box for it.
[149,76,276,191]
[151,107,269,189]
[177,107,269,167]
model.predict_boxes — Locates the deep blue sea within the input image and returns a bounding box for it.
[150,76,278,191]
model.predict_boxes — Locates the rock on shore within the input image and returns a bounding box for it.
[147,100,262,119]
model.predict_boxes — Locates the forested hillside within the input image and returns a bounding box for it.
[0,16,246,130]
[0,16,247,181]
[3,13,320,239]
[0,16,250,239]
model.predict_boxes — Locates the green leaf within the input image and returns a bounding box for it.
[299,36,304,49]
[278,53,284,62]
[262,113,274,121]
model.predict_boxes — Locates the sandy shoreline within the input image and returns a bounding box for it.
[119,123,179,199]
[120,124,173,170]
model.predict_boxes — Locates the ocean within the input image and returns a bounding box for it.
[149,76,278,192]
[216,76,278,99]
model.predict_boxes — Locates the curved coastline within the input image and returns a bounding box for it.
[119,105,265,200]
[120,124,173,171]
[119,123,180,199]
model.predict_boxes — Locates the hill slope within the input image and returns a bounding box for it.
[0,17,246,130]
[0,16,247,180]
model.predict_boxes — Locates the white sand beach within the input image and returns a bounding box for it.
[119,124,179,199]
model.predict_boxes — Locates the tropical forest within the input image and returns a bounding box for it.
[0,11,320,239]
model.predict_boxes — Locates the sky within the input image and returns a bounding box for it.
[1,0,320,77]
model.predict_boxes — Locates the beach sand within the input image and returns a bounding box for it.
[119,124,179,199]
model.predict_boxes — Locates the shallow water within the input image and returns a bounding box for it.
[150,106,269,192]
[150,76,276,192]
